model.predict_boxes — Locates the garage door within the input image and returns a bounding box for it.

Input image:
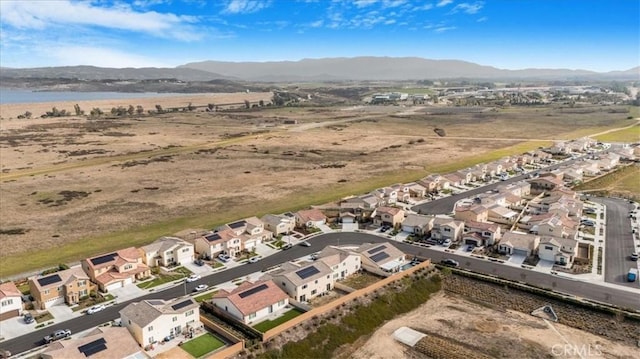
[123,277,133,286]
[0,309,19,321]
[513,249,529,257]
[44,296,65,309]
[106,281,123,292]
[464,238,479,245]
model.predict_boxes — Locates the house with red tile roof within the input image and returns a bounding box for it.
[372,206,405,227]
[295,209,327,228]
[0,281,23,320]
[81,247,151,292]
[211,280,289,325]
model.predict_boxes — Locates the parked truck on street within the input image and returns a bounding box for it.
[628,268,638,282]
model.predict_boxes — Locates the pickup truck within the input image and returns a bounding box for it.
[44,329,71,343]
[628,268,638,282]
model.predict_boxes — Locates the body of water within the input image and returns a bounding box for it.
[0,88,195,104]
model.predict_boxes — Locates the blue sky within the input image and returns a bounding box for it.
[1,0,638,72]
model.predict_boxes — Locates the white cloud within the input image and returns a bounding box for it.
[382,0,407,8]
[222,0,271,14]
[437,0,453,7]
[309,20,324,28]
[434,26,456,33]
[354,0,378,7]
[451,1,484,14]
[0,0,200,41]
[414,4,434,11]
[384,19,396,25]
[51,46,174,68]
[476,16,487,22]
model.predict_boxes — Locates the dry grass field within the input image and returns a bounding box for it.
[0,96,636,278]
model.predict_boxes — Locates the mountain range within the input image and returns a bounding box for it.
[2,57,638,82]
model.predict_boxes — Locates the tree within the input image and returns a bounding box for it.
[136,105,144,115]
[244,100,250,109]
[155,104,164,113]
[127,105,135,115]
[74,104,84,116]
[187,102,195,111]
[259,100,265,107]
[207,103,215,112]
[90,108,103,117]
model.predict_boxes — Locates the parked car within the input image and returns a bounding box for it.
[248,256,261,263]
[44,329,71,343]
[86,304,106,315]
[299,241,311,247]
[217,253,231,262]
[441,239,452,247]
[281,243,293,250]
[631,253,639,261]
[194,259,205,266]
[23,312,34,324]
[193,284,208,292]
[440,259,459,267]
[309,253,319,261]
[465,245,474,252]
[186,274,201,283]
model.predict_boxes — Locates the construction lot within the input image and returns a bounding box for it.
[0,95,636,277]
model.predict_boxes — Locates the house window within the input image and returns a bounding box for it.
[282,282,286,287]
[1,299,13,306]
[311,289,317,295]
[249,313,256,319]
[124,264,133,270]
[444,228,451,232]
[302,284,307,289]
[185,310,194,316]
[78,280,86,286]
[182,248,189,253]
[278,300,285,306]
[57,286,63,292]
[326,275,330,279]
[314,280,318,284]
[148,326,153,332]
[545,246,553,250]
[173,316,178,322]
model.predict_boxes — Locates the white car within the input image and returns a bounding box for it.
[193,284,208,292]
[248,256,261,263]
[86,304,106,314]
[299,241,311,247]
[186,274,201,283]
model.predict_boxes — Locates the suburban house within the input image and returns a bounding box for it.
[120,297,200,347]
[443,173,464,187]
[578,161,601,176]
[538,237,578,265]
[463,221,502,247]
[217,217,274,252]
[390,184,412,203]
[497,232,540,256]
[316,246,361,280]
[39,326,144,359]
[454,204,489,223]
[486,162,504,177]
[529,176,564,193]
[29,267,94,310]
[295,209,328,228]
[356,242,406,274]
[195,229,240,259]
[82,248,151,293]
[548,141,570,154]
[371,187,399,205]
[530,215,578,239]
[261,214,296,235]
[401,214,434,235]
[211,280,289,325]
[372,206,405,227]
[140,237,194,268]
[266,261,333,303]
[404,182,427,198]
[0,281,22,320]
[417,175,442,193]
[430,218,464,242]
[597,152,620,170]
[487,204,519,225]
[497,181,531,197]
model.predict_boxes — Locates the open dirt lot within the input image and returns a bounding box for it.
[0,96,635,277]
[351,292,639,359]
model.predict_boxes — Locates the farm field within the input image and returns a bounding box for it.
[0,96,636,278]
[575,164,640,201]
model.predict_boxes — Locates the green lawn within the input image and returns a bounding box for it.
[180,333,225,358]
[253,308,304,332]
[137,274,184,289]
[194,291,217,303]
[595,124,640,142]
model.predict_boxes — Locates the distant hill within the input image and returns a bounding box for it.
[2,58,638,83]
[0,65,228,81]
[179,57,639,81]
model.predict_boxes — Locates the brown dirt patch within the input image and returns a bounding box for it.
[351,292,639,359]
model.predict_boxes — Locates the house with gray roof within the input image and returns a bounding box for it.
[356,242,407,274]
[120,297,200,347]
[140,237,194,268]
[263,260,333,303]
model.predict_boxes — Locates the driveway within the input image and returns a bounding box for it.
[110,284,146,303]
[48,304,76,322]
[507,254,526,266]
[341,223,359,232]
[316,223,335,233]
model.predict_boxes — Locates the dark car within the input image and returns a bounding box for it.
[440,259,459,267]
[194,259,205,266]
[23,312,34,324]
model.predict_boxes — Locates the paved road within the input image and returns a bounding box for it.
[591,197,638,286]
[4,232,639,356]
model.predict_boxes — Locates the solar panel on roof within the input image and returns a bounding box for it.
[367,245,386,255]
[78,338,107,357]
[205,233,221,242]
[228,220,246,229]
[90,253,117,266]
[370,251,390,263]
[37,274,62,287]
[238,283,269,299]
[171,299,194,311]
[296,266,320,280]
